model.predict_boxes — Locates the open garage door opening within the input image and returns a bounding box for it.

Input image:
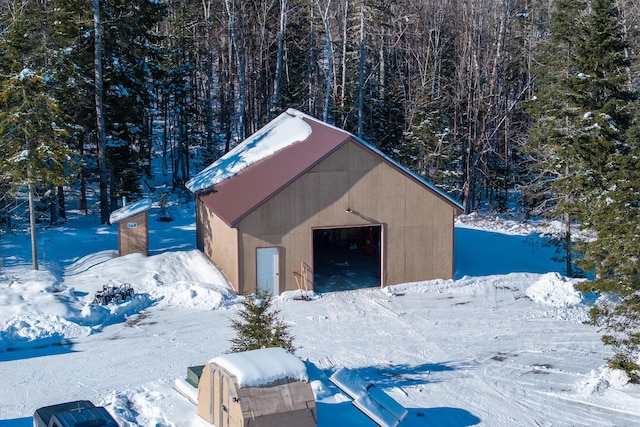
[313,226,382,293]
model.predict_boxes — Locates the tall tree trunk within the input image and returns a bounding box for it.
[564,211,573,277]
[308,5,316,113]
[220,44,233,153]
[357,7,365,137]
[80,171,87,214]
[57,186,65,220]
[224,0,246,139]
[271,0,287,117]
[93,0,109,224]
[78,132,87,213]
[49,184,58,226]
[340,0,348,126]
[201,0,215,148]
[317,0,333,122]
[27,174,38,271]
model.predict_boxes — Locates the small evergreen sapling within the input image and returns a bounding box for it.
[229,290,295,353]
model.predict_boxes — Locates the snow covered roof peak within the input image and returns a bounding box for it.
[210,347,308,387]
[186,109,315,193]
[109,198,153,224]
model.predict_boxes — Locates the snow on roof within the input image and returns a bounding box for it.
[329,367,407,427]
[186,109,312,193]
[187,107,462,211]
[109,198,153,224]
[210,347,308,388]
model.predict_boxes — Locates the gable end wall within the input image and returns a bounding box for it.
[236,140,456,294]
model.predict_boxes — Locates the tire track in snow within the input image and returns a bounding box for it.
[357,289,555,425]
[312,288,454,389]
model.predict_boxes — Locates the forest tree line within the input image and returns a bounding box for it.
[1,0,639,376]
[0,0,638,215]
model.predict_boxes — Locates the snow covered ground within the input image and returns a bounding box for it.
[1,204,639,426]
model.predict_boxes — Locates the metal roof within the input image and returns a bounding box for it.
[109,198,152,224]
[192,109,462,227]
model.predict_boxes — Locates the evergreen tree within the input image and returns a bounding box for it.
[100,0,167,206]
[403,95,459,196]
[0,0,77,242]
[528,0,639,377]
[576,2,640,373]
[524,0,587,276]
[45,0,167,212]
[525,0,634,271]
[1,0,169,217]
[0,70,75,269]
[570,0,639,379]
[229,290,295,353]
[579,114,640,377]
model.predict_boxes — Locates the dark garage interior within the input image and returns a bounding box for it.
[312,226,381,293]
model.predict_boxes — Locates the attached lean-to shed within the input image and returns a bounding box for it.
[186,108,463,295]
[109,198,153,256]
[197,347,317,427]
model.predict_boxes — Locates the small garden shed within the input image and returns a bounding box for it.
[186,108,463,295]
[109,198,152,256]
[197,347,317,427]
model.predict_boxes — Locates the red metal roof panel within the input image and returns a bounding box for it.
[198,115,352,227]
[193,108,463,227]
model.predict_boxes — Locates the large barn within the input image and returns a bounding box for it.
[186,108,463,295]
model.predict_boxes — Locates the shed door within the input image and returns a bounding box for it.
[222,376,230,427]
[257,247,279,295]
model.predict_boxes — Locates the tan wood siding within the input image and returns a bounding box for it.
[197,363,316,427]
[236,139,456,294]
[197,200,240,289]
[117,211,148,256]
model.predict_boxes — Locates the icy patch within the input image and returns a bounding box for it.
[528,305,590,324]
[103,393,138,425]
[578,366,630,395]
[526,273,583,307]
[104,380,213,426]
[384,278,456,295]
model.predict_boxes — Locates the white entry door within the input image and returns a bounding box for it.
[256,247,279,295]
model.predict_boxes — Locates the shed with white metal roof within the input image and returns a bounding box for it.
[109,198,153,257]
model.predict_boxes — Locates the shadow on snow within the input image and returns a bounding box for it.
[0,417,32,427]
[0,339,77,362]
[454,228,565,278]
[308,361,480,427]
